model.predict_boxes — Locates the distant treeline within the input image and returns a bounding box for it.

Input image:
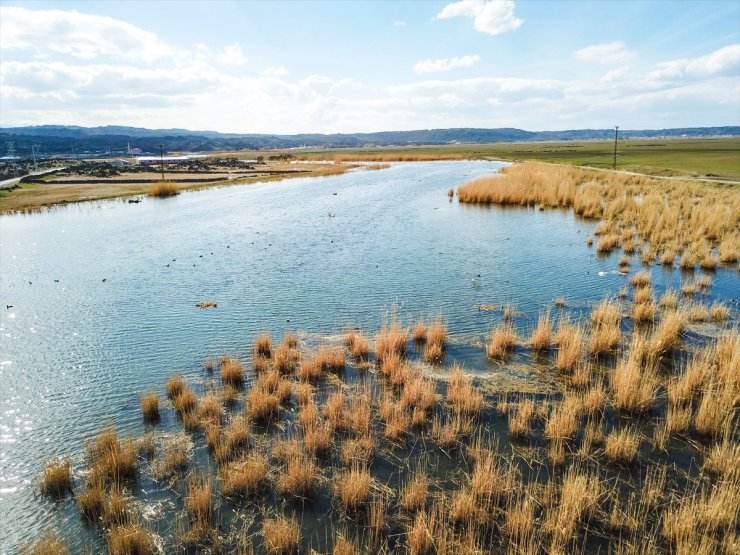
[1,125,738,157]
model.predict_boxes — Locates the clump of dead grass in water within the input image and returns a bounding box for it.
[39,457,72,498]
[107,522,157,555]
[604,427,640,465]
[147,181,179,197]
[530,311,552,351]
[220,453,269,498]
[139,392,160,423]
[220,356,245,387]
[21,532,70,555]
[254,333,272,358]
[611,340,658,413]
[486,322,516,359]
[446,366,483,415]
[262,514,300,555]
[334,465,372,512]
[375,320,409,362]
[554,320,585,371]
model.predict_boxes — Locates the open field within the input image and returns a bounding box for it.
[233,137,740,182]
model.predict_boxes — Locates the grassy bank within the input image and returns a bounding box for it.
[236,137,740,182]
[0,163,352,214]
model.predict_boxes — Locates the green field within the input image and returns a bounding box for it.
[234,137,740,182]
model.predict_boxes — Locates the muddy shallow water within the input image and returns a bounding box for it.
[0,161,736,553]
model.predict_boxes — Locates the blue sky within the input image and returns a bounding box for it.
[1,0,738,133]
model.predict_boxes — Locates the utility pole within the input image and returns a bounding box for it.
[31,144,39,171]
[613,125,619,170]
[159,144,165,181]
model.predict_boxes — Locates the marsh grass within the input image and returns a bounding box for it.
[604,427,640,465]
[107,522,157,555]
[147,181,179,197]
[486,322,516,359]
[262,515,300,555]
[40,457,72,497]
[21,532,70,555]
[140,392,160,423]
[530,311,552,351]
[334,465,372,512]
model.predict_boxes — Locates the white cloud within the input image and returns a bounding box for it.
[647,44,740,80]
[414,55,481,73]
[436,0,523,36]
[217,43,247,66]
[393,20,407,27]
[261,66,289,76]
[574,41,635,65]
[0,6,172,62]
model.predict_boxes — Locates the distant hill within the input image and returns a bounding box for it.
[1,125,738,157]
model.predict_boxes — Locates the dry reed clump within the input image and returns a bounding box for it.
[297,356,323,382]
[323,391,349,432]
[220,453,269,497]
[611,343,658,413]
[589,300,621,355]
[581,383,607,415]
[544,467,601,550]
[304,422,332,456]
[147,181,179,197]
[545,395,582,441]
[663,480,740,548]
[412,320,427,342]
[40,457,72,497]
[375,321,409,361]
[334,465,372,512]
[153,440,189,479]
[277,452,319,498]
[76,476,105,520]
[349,333,369,360]
[530,311,552,351]
[86,427,138,483]
[400,471,429,513]
[401,374,436,414]
[166,375,186,399]
[630,271,651,289]
[273,343,300,373]
[315,346,345,371]
[703,436,740,479]
[469,451,517,509]
[554,321,584,371]
[21,532,70,555]
[340,435,375,466]
[423,341,444,364]
[710,302,730,322]
[185,473,212,527]
[426,318,447,347]
[449,487,479,524]
[659,289,679,310]
[253,354,270,374]
[107,522,157,555]
[379,396,410,443]
[632,299,657,323]
[648,309,687,356]
[446,366,484,415]
[486,322,517,359]
[220,357,245,387]
[247,386,280,423]
[604,427,640,465]
[140,392,160,423]
[254,333,272,358]
[508,399,536,438]
[262,514,300,555]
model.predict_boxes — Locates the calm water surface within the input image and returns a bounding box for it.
[0,161,736,552]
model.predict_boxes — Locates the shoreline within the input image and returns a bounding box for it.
[0,162,357,215]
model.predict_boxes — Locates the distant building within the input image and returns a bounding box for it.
[131,148,143,155]
[136,156,189,165]
[110,159,131,167]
